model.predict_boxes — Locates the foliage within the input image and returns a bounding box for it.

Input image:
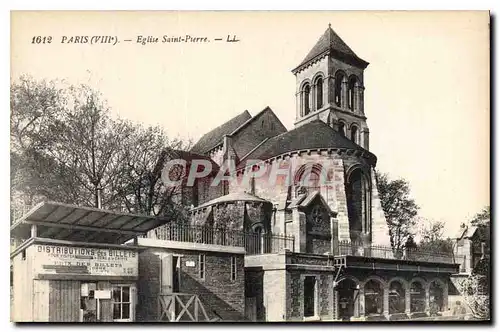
[418,220,454,254]
[470,206,490,227]
[10,75,191,222]
[375,171,419,251]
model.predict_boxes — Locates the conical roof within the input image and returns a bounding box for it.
[293,25,368,73]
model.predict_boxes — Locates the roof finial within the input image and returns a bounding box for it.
[328,23,331,28]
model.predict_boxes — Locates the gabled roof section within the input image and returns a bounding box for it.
[192,192,271,211]
[190,110,252,154]
[292,25,369,73]
[238,120,376,168]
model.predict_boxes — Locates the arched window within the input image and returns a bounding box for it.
[389,280,406,314]
[346,168,370,243]
[294,164,323,197]
[338,122,346,137]
[410,281,425,313]
[304,84,311,115]
[365,280,384,316]
[315,77,323,109]
[335,72,346,107]
[348,77,357,111]
[350,125,358,144]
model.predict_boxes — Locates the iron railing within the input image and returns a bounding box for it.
[337,240,458,264]
[146,224,295,255]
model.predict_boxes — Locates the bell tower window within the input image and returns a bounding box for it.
[335,72,346,107]
[350,125,358,144]
[338,122,346,137]
[348,77,357,111]
[315,77,323,109]
[304,84,311,115]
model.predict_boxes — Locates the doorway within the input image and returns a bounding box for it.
[303,276,317,318]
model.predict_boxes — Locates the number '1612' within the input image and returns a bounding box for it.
[31,36,52,44]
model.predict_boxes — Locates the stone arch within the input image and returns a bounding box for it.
[363,276,386,316]
[345,165,372,241]
[388,277,408,314]
[313,73,325,110]
[293,163,324,195]
[409,277,427,313]
[362,275,388,289]
[336,276,361,320]
[349,122,360,144]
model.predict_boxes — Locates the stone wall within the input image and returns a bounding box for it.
[137,248,245,322]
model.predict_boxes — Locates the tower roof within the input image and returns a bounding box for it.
[292,24,369,73]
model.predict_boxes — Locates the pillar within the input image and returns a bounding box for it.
[405,287,411,316]
[353,289,360,318]
[31,224,37,238]
[331,217,339,255]
[383,286,389,318]
[425,287,430,315]
[291,208,307,253]
[443,283,449,312]
[358,287,365,318]
[341,81,348,109]
[359,86,365,114]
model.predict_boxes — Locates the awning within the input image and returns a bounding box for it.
[10,201,170,245]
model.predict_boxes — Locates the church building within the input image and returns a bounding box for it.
[181,24,460,321]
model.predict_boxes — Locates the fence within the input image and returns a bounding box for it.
[146,224,295,255]
[337,240,458,264]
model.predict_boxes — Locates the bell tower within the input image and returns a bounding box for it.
[292,24,371,150]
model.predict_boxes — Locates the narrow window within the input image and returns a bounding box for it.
[303,276,317,317]
[338,122,346,137]
[304,85,311,115]
[316,77,323,109]
[348,77,357,111]
[21,249,26,261]
[335,73,345,107]
[199,254,205,279]
[230,256,237,281]
[351,126,358,144]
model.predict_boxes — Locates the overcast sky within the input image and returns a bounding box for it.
[11,11,489,235]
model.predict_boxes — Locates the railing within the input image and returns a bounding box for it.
[337,240,458,264]
[245,232,295,255]
[146,224,295,255]
[158,293,218,322]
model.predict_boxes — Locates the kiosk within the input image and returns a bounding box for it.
[10,201,166,322]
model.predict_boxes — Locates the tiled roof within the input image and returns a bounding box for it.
[238,120,374,167]
[190,110,252,154]
[293,25,368,72]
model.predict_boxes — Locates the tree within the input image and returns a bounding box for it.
[10,76,190,223]
[470,206,490,227]
[418,219,453,254]
[376,171,419,251]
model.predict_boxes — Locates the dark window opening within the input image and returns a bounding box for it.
[304,85,311,115]
[348,77,357,111]
[303,276,316,317]
[335,74,345,107]
[410,281,425,313]
[389,281,406,314]
[316,77,323,109]
[351,126,358,144]
[338,122,346,137]
[112,285,131,320]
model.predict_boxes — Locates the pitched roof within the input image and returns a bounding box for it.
[190,110,252,154]
[238,120,375,167]
[293,25,368,73]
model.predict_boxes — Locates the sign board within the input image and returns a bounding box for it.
[31,244,138,277]
[185,260,196,267]
[94,290,112,299]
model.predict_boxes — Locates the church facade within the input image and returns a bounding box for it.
[176,25,460,321]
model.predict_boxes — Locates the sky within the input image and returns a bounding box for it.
[10,11,490,235]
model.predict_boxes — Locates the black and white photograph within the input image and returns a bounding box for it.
[8,10,491,323]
